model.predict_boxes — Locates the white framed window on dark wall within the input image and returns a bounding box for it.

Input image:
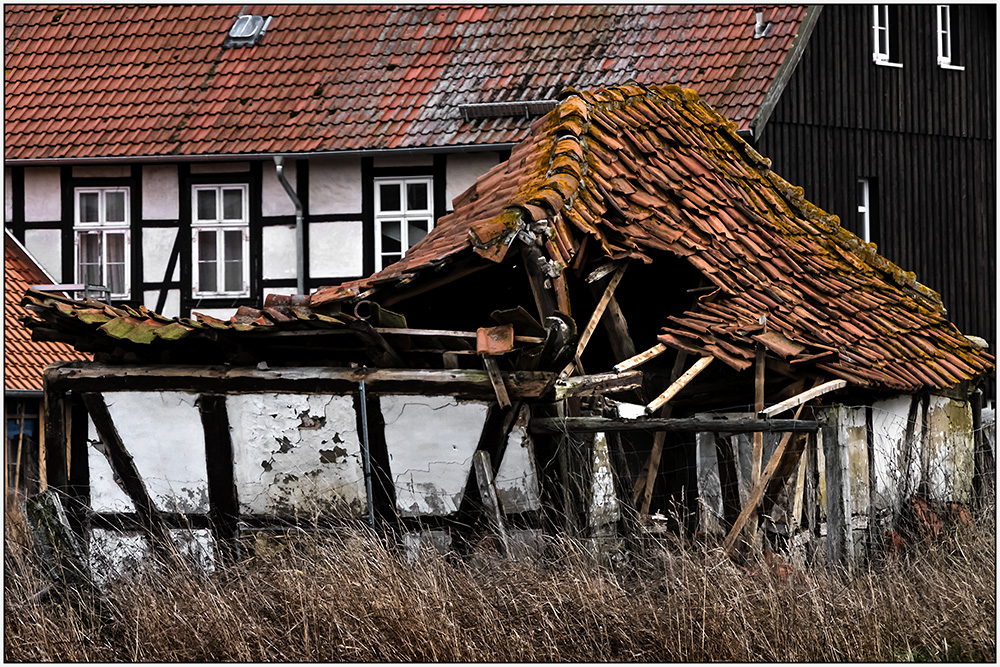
[858,178,872,243]
[374,177,434,271]
[74,186,130,298]
[191,184,250,297]
[872,4,902,67]
[936,5,964,70]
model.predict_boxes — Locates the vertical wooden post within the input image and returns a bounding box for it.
[198,394,241,562]
[821,406,854,571]
[42,375,68,491]
[865,405,877,548]
[749,345,765,543]
[66,395,92,540]
[635,351,688,515]
[472,450,510,556]
[13,402,26,499]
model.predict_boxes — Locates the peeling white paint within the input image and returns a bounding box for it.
[590,432,620,534]
[142,164,179,220]
[229,394,367,517]
[381,395,489,516]
[494,416,541,513]
[89,528,215,586]
[141,227,180,283]
[309,156,362,214]
[99,392,210,514]
[309,220,364,278]
[23,229,63,283]
[23,168,61,222]
[402,530,452,563]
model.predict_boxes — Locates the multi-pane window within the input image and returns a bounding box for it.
[74,187,130,298]
[936,5,963,69]
[374,177,433,270]
[192,184,250,297]
[872,5,901,67]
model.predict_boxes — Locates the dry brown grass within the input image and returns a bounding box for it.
[4,511,996,662]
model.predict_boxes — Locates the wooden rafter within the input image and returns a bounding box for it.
[561,263,628,377]
[760,379,848,417]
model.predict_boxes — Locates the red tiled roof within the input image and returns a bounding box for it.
[5,4,808,160]
[313,83,994,391]
[4,232,89,391]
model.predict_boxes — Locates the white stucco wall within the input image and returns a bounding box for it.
[228,394,367,517]
[381,395,489,516]
[89,528,215,586]
[309,156,362,215]
[143,289,180,319]
[446,152,501,210]
[590,432,620,534]
[142,165,179,220]
[372,154,433,168]
[262,224,297,279]
[5,168,12,222]
[142,227,179,283]
[189,162,250,174]
[96,392,210,514]
[309,220,363,278]
[925,395,974,504]
[262,161,297,218]
[494,414,541,514]
[23,229,63,283]
[23,168,61,222]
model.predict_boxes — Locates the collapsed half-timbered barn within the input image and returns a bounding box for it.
[22,83,994,574]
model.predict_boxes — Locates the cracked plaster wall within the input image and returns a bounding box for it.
[229,393,366,518]
[493,413,542,514]
[381,395,489,517]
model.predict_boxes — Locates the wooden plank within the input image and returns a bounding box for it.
[376,327,545,344]
[482,356,511,408]
[46,363,557,400]
[553,370,642,400]
[750,346,766,542]
[614,343,668,373]
[197,394,241,562]
[530,417,819,435]
[633,351,687,503]
[42,374,67,490]
[760,379,849,417]
[519,241,558,322]
[644,356,714,414]
[473,450,510,556]
[722,403,808,556]
[81,392,175,561]
[561,263,627,377]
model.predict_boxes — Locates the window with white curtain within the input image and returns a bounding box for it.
[191,184,250,297]
[74,187,130,298]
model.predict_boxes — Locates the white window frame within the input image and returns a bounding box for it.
[872,5,902,67]
[73,186,131,299]
[374,177,435,271]
[936,5,965,70]
[191,184,251,298]
[858,178,872,243]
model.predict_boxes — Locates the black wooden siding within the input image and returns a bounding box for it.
[758,5,996,357]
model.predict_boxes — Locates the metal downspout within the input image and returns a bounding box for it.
[273,156,305,295]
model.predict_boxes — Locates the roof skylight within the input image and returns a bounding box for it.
[224,14,272,48]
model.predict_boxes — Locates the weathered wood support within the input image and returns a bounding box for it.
[482,356,511,408]
[472,450,510,555]
[561,262,628,377]
[519,240,559,322]
[80,392,176,562]
[530,417,820,435]
[352,390,396,523]
[614,343,668,373]
[197,394,241,562]
[750,346,765,543]
[45,362,557,400]
[42,371,69,490]
[645,356,714,414]
[553,370,642,400]
[714,435,742,531]
[66,395,92,540]
[760,379,848,417]
[821,405,854,572]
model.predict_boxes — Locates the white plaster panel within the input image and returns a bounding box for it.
[5,168,13,222]
[89,528,215,585]
[23,168,61,222]
[926,395,973,503]
[262,161,298,218]
[309,156,362,214]
[372,154,433,168]
[446,152,500,210]
[836,406,869,518]
[870,395,915,515]
[142,165,179,220]
[72,165,130,179]
[262,224,298,279]
[309,220,363,278]
[143,290,181,319]
[590,432,620,534]
[191,307,237,321]
[102,392,210,514]
[142,227,179,283]
[381,395,489,517]
[695,431,723,533]
[23,229,62,282]
[88,415,135,513]
[189,162,250,174]
[228,394,367,517]
[495,420,541,514]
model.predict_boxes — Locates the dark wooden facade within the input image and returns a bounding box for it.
[758,5,996,366]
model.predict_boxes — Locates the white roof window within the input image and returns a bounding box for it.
[224,14,272,48]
